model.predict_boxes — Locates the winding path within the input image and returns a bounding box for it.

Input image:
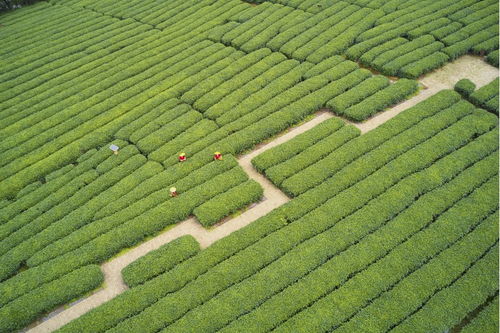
[27,111,332,333]
[357,55,498,133]
[27,55,498,333]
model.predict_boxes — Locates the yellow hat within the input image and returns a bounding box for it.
[179,153,186,157]
[170,187,176,192]
[214,152,221,155]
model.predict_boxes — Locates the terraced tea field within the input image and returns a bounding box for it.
[0,0,498,332]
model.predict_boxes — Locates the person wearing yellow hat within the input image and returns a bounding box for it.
[170,187,177,197]
[214,151,222,160]
[178,152,186,162]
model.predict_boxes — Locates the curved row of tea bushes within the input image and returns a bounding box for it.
[333,216,498,333]
[0,36,215,197]
[27,156,240,267]
[0,144,113,238]
[290,8,379,62]
[407,18,451,39]
[280,4,360,58]
[221,153,499,333]
[483,96,499,115]
[218,69,327,130]
[456,2,498,25]
[218,59,399,134]
[443,26,498,60]
[181,48,272,105]
[0,164,255,307]
[0,20,155,112]
[0,265,103,333]
[391,244,498,333]
[468,78,499,115]
[472,36,499,55]
[371,35,436,71]
[0,150,148,286]
[264,126,360,186]
[432,22,463,40]
[358,38,408,66]
[0,23,155,134]
[338,79,418,121]
[93,153,238,221]
[0,0,254,199]
[375,0,466,26]
[112,105,500,330]
[486,50,499,67]
[2,11,108,58]
[460,295,499,333]
[58,100,498,333]
[456,78,499,115]
[158,127,234,168]
[282,91,473,196]
[0,36,154,134]
[266,2,352,51]
[284,117,497,228]
[442,13,497,46]
[0,8,111,66]
[236,8,308,53]
[117,51,243,140]
[231,6,296,53]
[252,118,345,173]
[381,43,445,77]
[204,59,299,120]
[327,75,390,113]
[219,71,372,154]
[399,51,449,78]
[171,174,499,333]
[128,102,188,143]
[193,52,287,112]
[148,0,216,29]
[454,78,476,98]
[0,143,135,245]
[447,0,496,22]
[342,0,498,77]
[194,180,263,227]
[275,194,498,333]
[0,1,52,29]
[52,89,498,333]
[137,110,202,151]
[148,119,219,163]
[306,9,385,63]
[212,63,311,125]
[207,21,240,43]
[361,34,448,76]
[14,161,162,271]
[56,210,288,333]
[122,235,200,288]
[220,3,279,45]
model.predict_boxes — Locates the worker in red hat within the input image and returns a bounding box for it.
[178,152,186,162]
[214,151,222,161]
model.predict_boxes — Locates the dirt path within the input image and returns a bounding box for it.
[27,111,334,333]
[357,55,499,133]
[27,56,498,333]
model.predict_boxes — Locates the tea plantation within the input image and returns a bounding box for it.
[0,0,498,332]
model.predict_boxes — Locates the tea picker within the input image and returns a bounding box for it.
[178,152,187,162]
[214,152,222,160]
[109,144,119,155]
[170,187,178,197]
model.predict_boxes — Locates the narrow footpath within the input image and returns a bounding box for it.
[357,55,498,133]
[28,55,498,333]
[27,112,333,333]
